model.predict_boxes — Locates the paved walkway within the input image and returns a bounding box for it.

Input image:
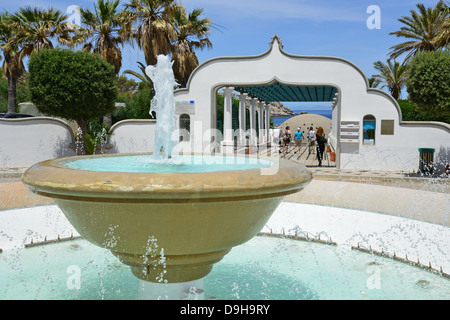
[1,162,449,226]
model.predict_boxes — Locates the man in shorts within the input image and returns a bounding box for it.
[294,128,303,154]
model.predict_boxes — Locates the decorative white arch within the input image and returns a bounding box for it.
[174,35,450,172]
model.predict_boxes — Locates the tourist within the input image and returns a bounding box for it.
[308,127,316,155]
[283,126,292,153]
[294,128,303,154]
[315,127,327,167]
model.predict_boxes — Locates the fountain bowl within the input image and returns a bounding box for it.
[22,153,312,283]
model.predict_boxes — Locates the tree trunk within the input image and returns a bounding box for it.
[75,119,89,155]
[391,86,400,100]
[7,77,17,114]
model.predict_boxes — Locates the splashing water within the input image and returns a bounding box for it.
[145,55,178,160]
[75,127,84,155]
[95,128,108,154]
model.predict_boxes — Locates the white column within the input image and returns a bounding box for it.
[258,100,265,144]
[221,87,234,154]
[265,104,270,143]
[238,93,248,146]
[249,98,257,146]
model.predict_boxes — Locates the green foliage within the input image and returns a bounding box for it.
[216,94,224,121]
[83,132,97,155]
[112,86,154,123]
[373,60,408,100]
[406,50,450,123]
[0,71,30,113]
[116,75,139,101]
[397,99,447,122]
[216,94,242,123]
[388,2,448,63]
[28,48,117,123]
[122,61,152,90]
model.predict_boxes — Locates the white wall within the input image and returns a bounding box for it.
[0,117,76,168]
[1,36,448,172]
[109,119,156,154]
[0,118,157,168]
[174,35,450,172]
[339,89,450,172]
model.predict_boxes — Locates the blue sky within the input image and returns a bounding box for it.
[1,0,441,108]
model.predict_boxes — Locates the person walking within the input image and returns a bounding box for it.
[283,126,292,154]
[315,126,327,167]
[294,128,303,154]
[308,127,316,155]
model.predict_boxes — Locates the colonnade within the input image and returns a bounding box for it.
[221,87,271,153]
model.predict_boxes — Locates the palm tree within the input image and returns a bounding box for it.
[79,0,125,75]
[436,0,450,48]
[121,0,179,66]
[0,13,26,113]
[123,61,152,88]
[10,6,75,56]
[368,76,381,89]
[373,60,408,100]
[389,2,448,63]
[171,7,214,87]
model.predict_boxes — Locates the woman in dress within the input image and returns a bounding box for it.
[315,126,327,166]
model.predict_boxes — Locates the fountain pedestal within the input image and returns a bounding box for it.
[22,153,312,283]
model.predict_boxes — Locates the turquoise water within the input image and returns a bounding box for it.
[1,237,448,300]
[62,155,273,173]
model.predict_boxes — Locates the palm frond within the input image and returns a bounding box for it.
[373,60,408,100]
[389,2,448,63]
[123,61,152,88]
[78,0,124,74]
[170,6,215,86]
[123,0,178,65]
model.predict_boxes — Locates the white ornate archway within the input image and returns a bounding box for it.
[174,35,450,171]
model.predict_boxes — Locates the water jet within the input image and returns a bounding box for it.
[21,55,312,287]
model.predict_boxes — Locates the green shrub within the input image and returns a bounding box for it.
[28,48,118,153]
[406,50,450,123]
[112,86,154,123]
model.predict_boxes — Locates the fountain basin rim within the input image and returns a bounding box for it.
[22,153,312,201]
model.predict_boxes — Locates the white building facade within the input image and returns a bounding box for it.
[2,35,448,172]
[173,35,450,172]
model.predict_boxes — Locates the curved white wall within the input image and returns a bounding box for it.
[109,119,156,154]
[0,117,76,168]
[0,118,157,168]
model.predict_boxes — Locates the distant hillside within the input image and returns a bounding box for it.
[268,101,297,116]
[217,92,296,117]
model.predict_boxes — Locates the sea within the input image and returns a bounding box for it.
[272,109,332,127]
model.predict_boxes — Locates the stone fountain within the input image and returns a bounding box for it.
[22,55,312,297]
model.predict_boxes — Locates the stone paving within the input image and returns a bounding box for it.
[1,153,448,225]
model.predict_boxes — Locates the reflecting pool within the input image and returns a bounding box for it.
[1,236,449,300]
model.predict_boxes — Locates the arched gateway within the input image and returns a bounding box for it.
[173,35,449,172]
